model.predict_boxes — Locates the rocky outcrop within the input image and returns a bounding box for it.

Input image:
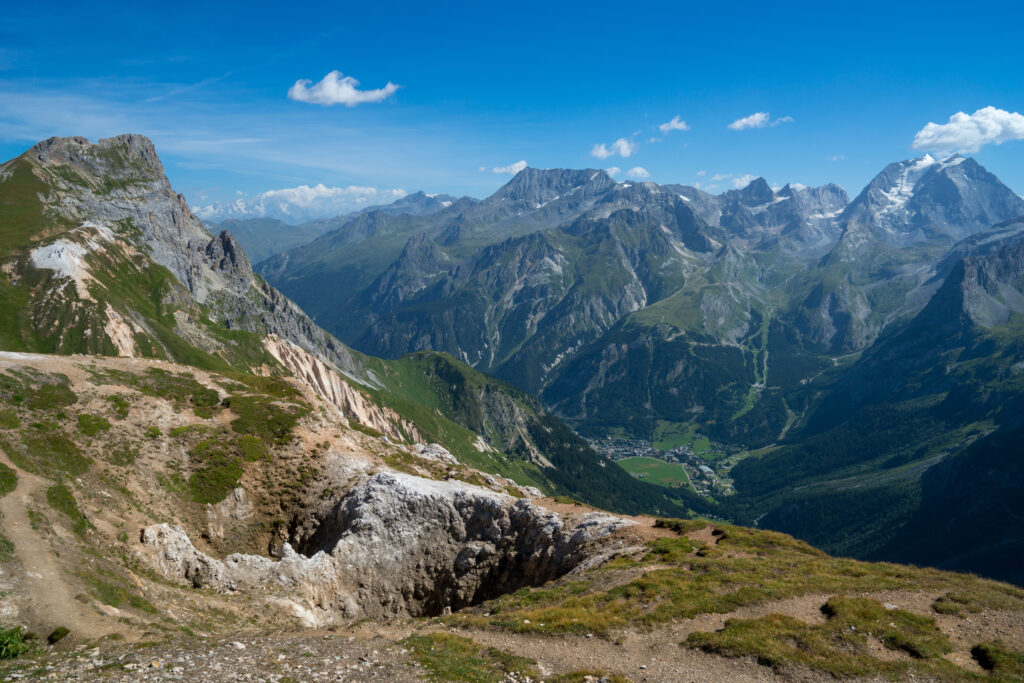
[24,134,369,380]
[141,472,634,624]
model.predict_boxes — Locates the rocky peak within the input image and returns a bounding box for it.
[30,134,165,177]
[494,167,614,204]
[840,154,1024,244]
[736,177,774,205]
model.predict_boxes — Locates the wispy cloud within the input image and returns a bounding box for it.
[732,174,757,188]
[626,166,650,179]
[605,166,621,177]
[728,112,793,130]
[591,137,636,159]
[287,70,400,107]
[144,73,233,103]
[658,115,689,133]
[492,160,528,174]
[912,106,1024,153]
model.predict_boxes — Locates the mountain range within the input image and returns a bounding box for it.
[258,153,1024,583]
[2,134,1024,679]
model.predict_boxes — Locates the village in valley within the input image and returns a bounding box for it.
[588,431,744,498]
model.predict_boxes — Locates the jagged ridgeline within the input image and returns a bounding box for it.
[0,134,713,518]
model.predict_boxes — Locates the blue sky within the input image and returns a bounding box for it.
[1,0,1022,212]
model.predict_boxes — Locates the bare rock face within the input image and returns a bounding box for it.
[411,443,459,465]
[141,472,633,623]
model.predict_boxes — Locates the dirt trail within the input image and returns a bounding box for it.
[452,626,814,682]
[0,460,118,639]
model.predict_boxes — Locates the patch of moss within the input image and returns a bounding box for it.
[0,424,91,476]
[225,395,307,446]
[0,532,15,562]
[687,597,958,679]
[108,441,138,467]
[0,408,18,430]
[78,567,157,614]
[402,633,538,682]
[106,394,130,419]
[25,382,77,411]
[548,672,631,683]
[0,463,16,496]
[45,484,90,538]
[0,370,76,411]
[188,439,243,504]
[972,639,1024,677]
[653,517,709,535]
[236,435,267,462]
[76,413,111,436]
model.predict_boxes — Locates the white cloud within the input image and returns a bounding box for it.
[732,174,757,188]
[194,183,407,223]
[696,170,707,176]
[492,160,528,174]
[658,115,690,133]
[605,166,621,177]
[626,166,650,179]
[591,137,637,159]
[711,173,732,182]
[287,70,400,107]
[728,112,793,130]
[912,106,1024,153]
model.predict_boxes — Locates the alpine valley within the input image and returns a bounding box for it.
[0,134,1023,682]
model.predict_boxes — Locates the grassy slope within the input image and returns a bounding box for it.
[449,519,1024,681]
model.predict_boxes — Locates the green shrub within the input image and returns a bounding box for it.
[1,426,91,476]
[226,395,306,445]
[0,408,18,429]
[47,627,69,644]
[0,626,30,659]
[0,463,16,496]
[972,639,1024,676]
[0,533,14,562]
[76,413,111,436]
[26,382,77,411]
[106,394,130,419]
[236,435,268,462]
[45,484,90,538]
[109,442,138,466]
[145,426,161,438]
[188,439,243,504]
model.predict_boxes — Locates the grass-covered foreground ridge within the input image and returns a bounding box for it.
[448,518,1024,680]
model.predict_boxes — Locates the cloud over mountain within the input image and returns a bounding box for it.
[194,183,407,223]
[492,160,528,174]
[591,138,636,159]
[913,106,1024,153]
